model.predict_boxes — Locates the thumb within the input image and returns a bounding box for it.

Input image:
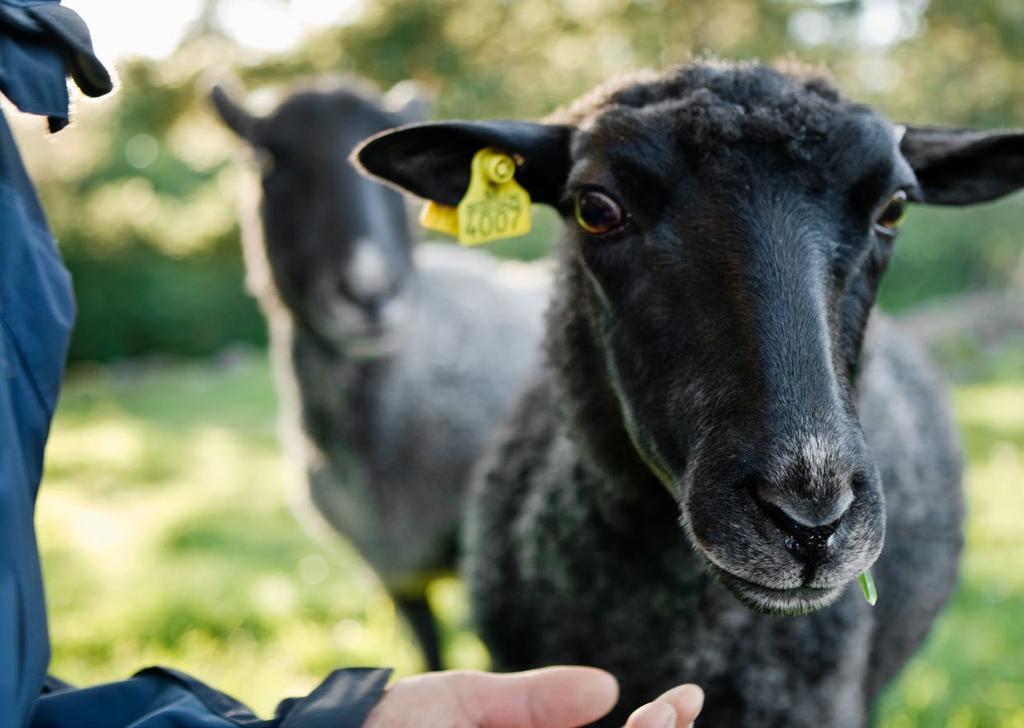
[450,666,620,728]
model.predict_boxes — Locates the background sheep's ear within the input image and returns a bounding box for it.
[353,120,573,207]
[383,80,434,124]
[210,84,259,143]
[901,126,1024,205]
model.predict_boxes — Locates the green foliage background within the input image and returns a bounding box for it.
[13,0,1024,363]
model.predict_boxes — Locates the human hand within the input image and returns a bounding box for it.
[363,666,704,728]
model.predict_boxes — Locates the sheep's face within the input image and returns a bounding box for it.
[355,64,1024,615]
[562,93,905,614]
[213,83,428,350]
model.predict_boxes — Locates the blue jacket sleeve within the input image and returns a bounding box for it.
[30,667,393,728]
[1,6,108,724]
[0,86,75,728]
[0,1,103,720]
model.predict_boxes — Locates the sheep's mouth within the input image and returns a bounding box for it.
[313,300,402,356]
[709,564,845,616]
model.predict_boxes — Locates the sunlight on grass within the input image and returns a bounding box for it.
[38,356,429,715]
[37,354,1023,721]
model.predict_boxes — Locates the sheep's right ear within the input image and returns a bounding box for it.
[210,84,259,143]
[353,120,573,207]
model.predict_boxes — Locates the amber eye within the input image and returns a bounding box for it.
[574,189,625,235]
[874,190,908,233]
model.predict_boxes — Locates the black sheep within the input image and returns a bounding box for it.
[357,62,1023,725]
[212,79,550,670]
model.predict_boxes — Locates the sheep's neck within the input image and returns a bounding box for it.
[288,317,390,465]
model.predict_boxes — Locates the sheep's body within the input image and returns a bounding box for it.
[466,308,961,727]
[280,242,549,591]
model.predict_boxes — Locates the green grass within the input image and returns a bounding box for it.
[875,383,1024,727]
[38,354,1024,723]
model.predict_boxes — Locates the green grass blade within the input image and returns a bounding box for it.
[859,570,878,606]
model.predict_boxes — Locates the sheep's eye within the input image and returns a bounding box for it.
[574,189,625,235]
[874,191,908,233]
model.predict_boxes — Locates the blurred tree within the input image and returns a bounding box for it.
[14,0,1022,362]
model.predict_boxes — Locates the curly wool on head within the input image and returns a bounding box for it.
[552,61,851,163]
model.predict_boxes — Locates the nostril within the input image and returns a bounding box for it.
[749,474,854,529]
[745,475,854,565]
[771,494,852,532]
[755,496,842,539]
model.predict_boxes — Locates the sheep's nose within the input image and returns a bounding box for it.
[750,479,855,566]
[347,237,399,303]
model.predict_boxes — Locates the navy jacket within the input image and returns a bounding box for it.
[0,3,389,726]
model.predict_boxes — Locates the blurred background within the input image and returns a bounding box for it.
[6,0,1022,725]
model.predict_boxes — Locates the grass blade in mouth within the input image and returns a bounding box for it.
[859,571,878,606]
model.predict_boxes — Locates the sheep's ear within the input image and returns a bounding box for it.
[901,126,1024,205]
[210,84,259,142]
[383,80,434,124]
[353,120,573,207]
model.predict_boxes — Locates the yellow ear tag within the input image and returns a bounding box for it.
[419,200,459,236]
[419,148,532,246]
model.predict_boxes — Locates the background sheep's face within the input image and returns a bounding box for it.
[214,84,426,349]
[563,78,905,615]
[354,62,1024,615]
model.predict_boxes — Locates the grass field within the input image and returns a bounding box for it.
[37,351,1024,725]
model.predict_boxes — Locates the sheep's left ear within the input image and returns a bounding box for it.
[353,120,573,207]
[210,84,260,143]
[901,126,1024,205]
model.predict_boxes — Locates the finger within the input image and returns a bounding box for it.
[451,666,619,728]
[624,699,677,728]
[639,684,704,728]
